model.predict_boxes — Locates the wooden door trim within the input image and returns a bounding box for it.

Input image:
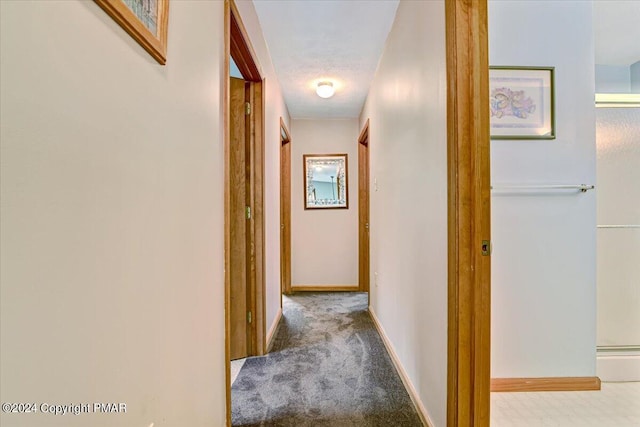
[249,80,266,357]
[224,0,266,424]
[229,0,261,82]
[358,118,369,145]
[279,117,292,296]
[358,119,370,293]
[280,117,291,143]
[223,3,231,424]
[445,1,491,426]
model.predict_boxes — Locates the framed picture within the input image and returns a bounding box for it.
[303,154,348,210]
[95,0,169,65]
[489,66,555,139]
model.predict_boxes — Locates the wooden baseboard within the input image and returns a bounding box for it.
[368,307,433,427]
[291,285,359,292]
[265,308,282,353]
[490,377,601,392]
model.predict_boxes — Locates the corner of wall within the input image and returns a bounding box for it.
[631,60,640,93]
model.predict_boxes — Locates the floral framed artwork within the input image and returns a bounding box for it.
[489,66,555,140]
[95,0,169,65]
[303,154,348,209]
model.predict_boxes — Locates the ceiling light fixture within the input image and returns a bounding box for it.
[316,81,335,98]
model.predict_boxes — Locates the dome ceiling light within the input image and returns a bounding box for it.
[316,81,335,98]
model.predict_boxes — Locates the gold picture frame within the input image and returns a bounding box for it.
[95,0,169,65]
[489,66,555,139]
[303,154,349,210]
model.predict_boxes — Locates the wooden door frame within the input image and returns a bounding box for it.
[222,0,490,425]
[224,0,266,424]
[279,117,292,297]
[445,1,491,426]
[357,119,370,293]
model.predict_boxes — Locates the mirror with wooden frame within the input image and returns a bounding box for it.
[303,154,348,209]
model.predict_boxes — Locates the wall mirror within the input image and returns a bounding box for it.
[303,154,348,209]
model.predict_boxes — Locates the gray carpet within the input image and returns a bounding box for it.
[231,292,422,426]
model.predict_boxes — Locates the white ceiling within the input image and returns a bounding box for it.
[253,0,640,120]
[594,0,640,66]
[253,0,399,119]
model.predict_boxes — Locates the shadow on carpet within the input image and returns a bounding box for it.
[231,292,422,426]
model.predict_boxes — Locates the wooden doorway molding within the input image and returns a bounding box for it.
[446,1,491,426]
[280,117,292,296]
[358,119,370,293]
[224,0,266,423]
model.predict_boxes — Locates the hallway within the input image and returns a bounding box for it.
[231,293,421,426]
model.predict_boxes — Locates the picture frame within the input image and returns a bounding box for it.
[95,0,169,65]
[489,66,555,139]
[303,154,348,210]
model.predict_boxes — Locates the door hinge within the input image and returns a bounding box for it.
[246,206,251,219]
[245,102,251,115]
[247,311,252,324]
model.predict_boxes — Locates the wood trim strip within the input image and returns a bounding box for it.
[265,308,283,353]
[369,307,433,427]
[491,377,601,393]
[251,80,266,356]
[357,120,370,293]
[445,1,491,426]
[291,285,359,292]
[229,0,261,82]
[279,117,292,296]
[223,1,232,425]
[280,117,291,143]
[358,118,370,145]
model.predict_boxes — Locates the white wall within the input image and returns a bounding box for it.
[291,119,359,287]
[360,1,447,425]
[489,1,597,378]
[595,64,631,93]
[1,1,226,426]
[233,0,291,337]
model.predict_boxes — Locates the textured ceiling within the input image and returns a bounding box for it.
[253,1,640,119]
[594,0,640,66]
[253,0,399,119]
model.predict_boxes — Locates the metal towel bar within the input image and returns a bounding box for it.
[491,184,595,193]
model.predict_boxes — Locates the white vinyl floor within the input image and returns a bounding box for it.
[230,358,246,386]
[491,381,640,426]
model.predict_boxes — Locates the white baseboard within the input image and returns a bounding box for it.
[368,307,434,427]
[265,307,283,353]
[597,349,640,381]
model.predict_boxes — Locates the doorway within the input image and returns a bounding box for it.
[223,0,491,425]
[224,0,266,423]
[280,118,292,297]
[595,103,640,381]
[228,75,252,360]
[358,119,370,293]
[445,1,491,425]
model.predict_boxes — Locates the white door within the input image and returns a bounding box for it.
[596,106,640,381]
